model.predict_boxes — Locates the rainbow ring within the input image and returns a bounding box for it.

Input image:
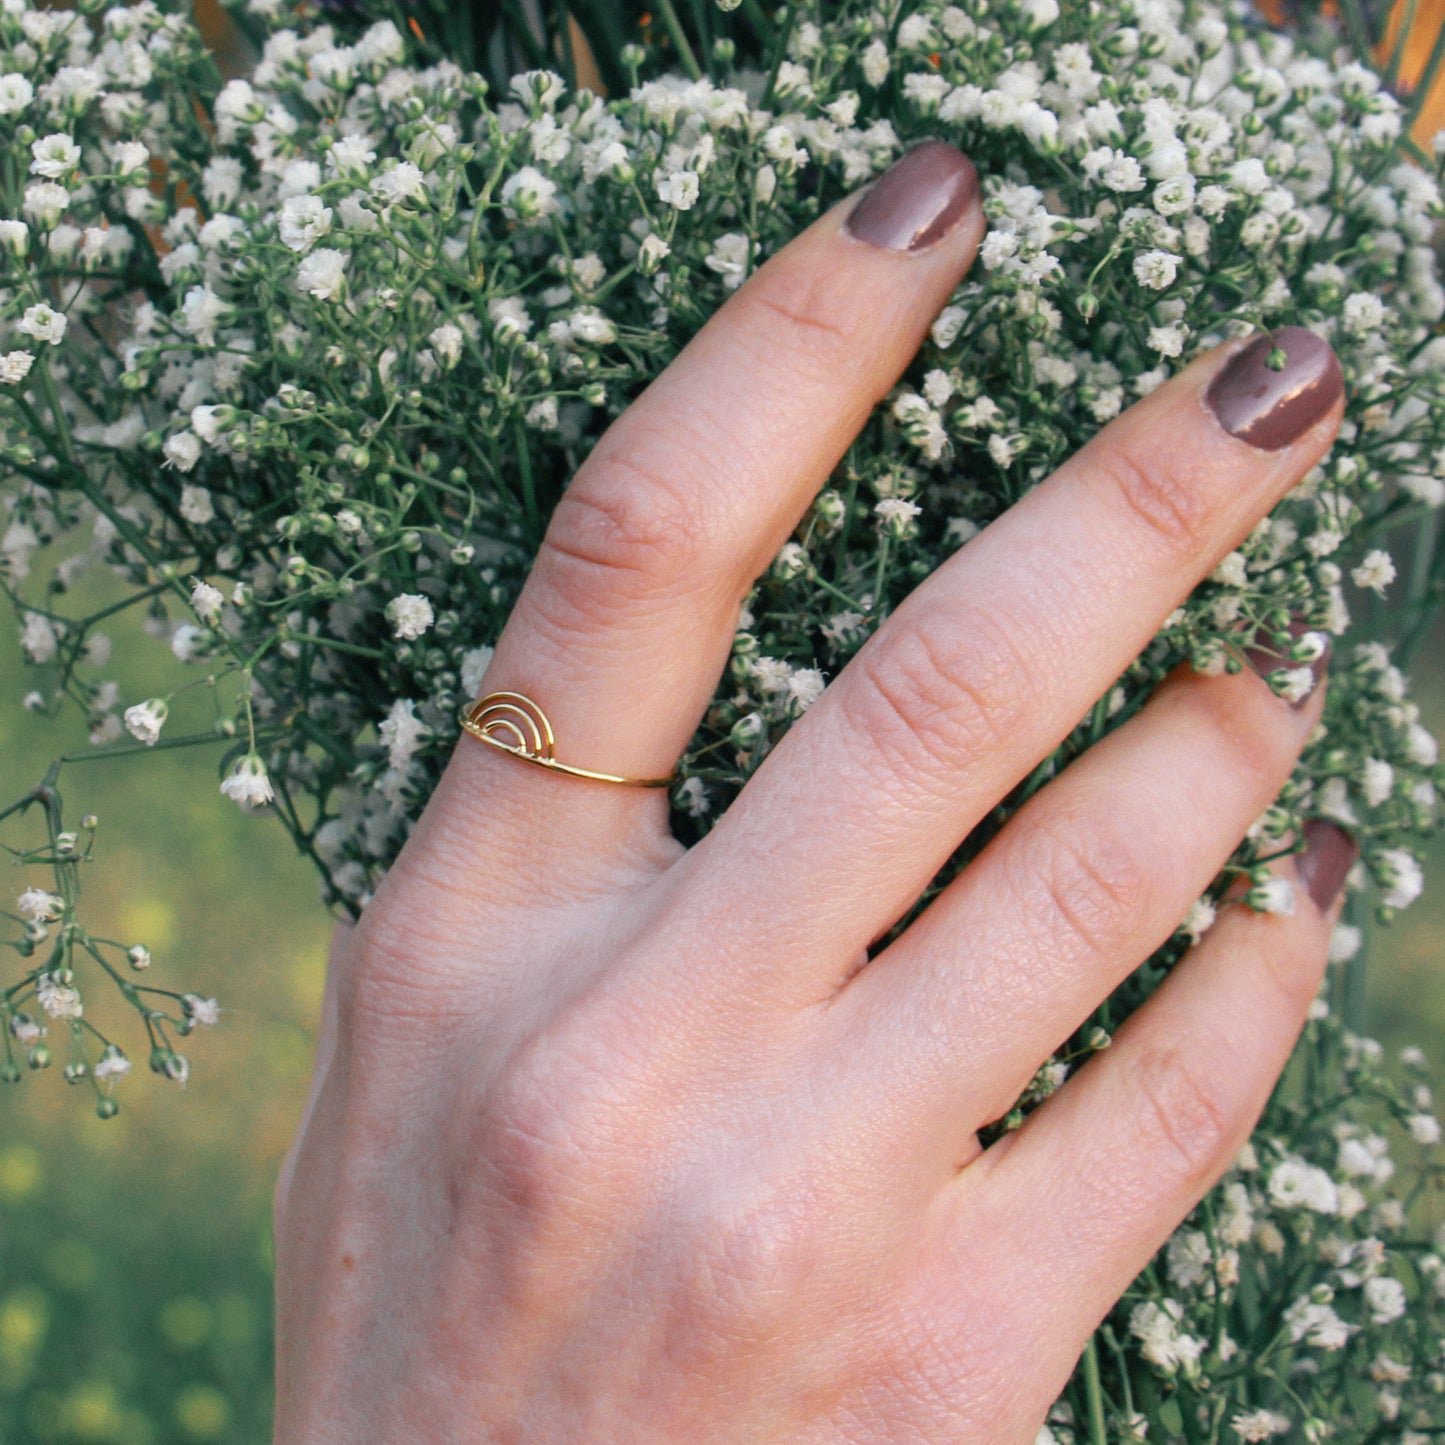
[460,691,677,789]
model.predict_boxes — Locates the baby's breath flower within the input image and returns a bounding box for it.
[378,697,429,772]
[500,165,558,220]
[277,194,332,252]
[17,304,66,345]
[0,74,34,116]
[429,323,463,368]
[21,182,66,229]
[36,975,82,1020]
[190,581,223,622]
[1352,549,1397,595]
[93,1048,131,1087]
[1364,1275,1407,1324]
[0,352,35,385]
[179,485,215,525]
[9,1014,40,1046]
[1327,921,1363,969]
[1247,876,1296,915]
[373,160,427,210]
[181,994,220,1027]
[295,247,347,300]
[1377,848,1424,910]
[163,431,202,472]
[1148,323,1187,357]
[874,497,923,538]
[179,284,230,346]
[1180,896,1216,942]
[0,219,28,256]
[16,888,61,923]
[122,698,167,746]
[1231,1410,1292,1441]
[1133,249,1181,290]
[202,156,243,209]
[1407,1113,1442,1146]
[385,593,434,640]
[219,753,274,810]
[1086,147,1146,193]
[29,132,80,180]
[656,168,701,210]
[1270,1156,1339,1214]
[1344,291,1387,333]
[705,232,751,289]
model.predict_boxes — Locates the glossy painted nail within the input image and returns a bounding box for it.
[844,139,981,253]
[1205,326,1344,450]
[1296,819,1358,913]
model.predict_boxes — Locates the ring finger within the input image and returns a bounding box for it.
[412,141,988,883]
[822,648,1328,1164]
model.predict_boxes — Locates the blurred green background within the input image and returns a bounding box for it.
[1,594,330,1442]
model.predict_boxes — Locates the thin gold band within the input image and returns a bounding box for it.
[460,691,677,789]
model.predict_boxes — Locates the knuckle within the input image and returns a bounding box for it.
[1101,435,1213,556]
[536,447,712,625]
[668,1172,838,1363]
[465,1022,632,1231]
[459,967,684,1232]
[1015,807,1155,966]
[695,1182,819,1310]
[1127,1038,1238,1192]
[839,613,1028,788]
[736,262,859,366]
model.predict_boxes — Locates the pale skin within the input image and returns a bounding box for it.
[273,152,1348,1442]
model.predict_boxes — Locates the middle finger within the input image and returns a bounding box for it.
[687,327,1344,1000]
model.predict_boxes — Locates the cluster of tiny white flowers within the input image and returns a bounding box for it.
[0,0,1441,1422]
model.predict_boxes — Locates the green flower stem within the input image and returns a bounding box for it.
[807,572,873,617]
[760,2,797,110]
[499,0,549,70]
[652,0,703,82]
[1383,0,1423,90]
[512,411,543,540]
[291,635,386,661]
[739,0,776,46]
[54,729,280,767]
[78,936,143,1002]
[12,448,248,671]
[75,581,174,628]
[551,0,579,95]
[33,355,77,464]
[267,772,350,917]
[1083,1334,1108,1445]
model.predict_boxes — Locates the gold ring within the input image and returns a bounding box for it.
[459,691,677,789]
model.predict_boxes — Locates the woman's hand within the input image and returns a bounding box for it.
[272,141,1353,1444]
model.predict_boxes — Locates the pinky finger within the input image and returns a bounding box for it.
[929,822,1357,1366]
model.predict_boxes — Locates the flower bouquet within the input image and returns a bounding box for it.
[2,0,1445,1436]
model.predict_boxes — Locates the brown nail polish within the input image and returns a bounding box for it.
[1296,819,1358,913]
[1241,619,1330,710]
[1205,327,1344,450]
[844,140,981,253]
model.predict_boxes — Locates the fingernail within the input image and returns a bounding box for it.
[844,140,981,253]
[1296,819,1358,913]
[1205,327,1344,450]
[1241,619,1330,710]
